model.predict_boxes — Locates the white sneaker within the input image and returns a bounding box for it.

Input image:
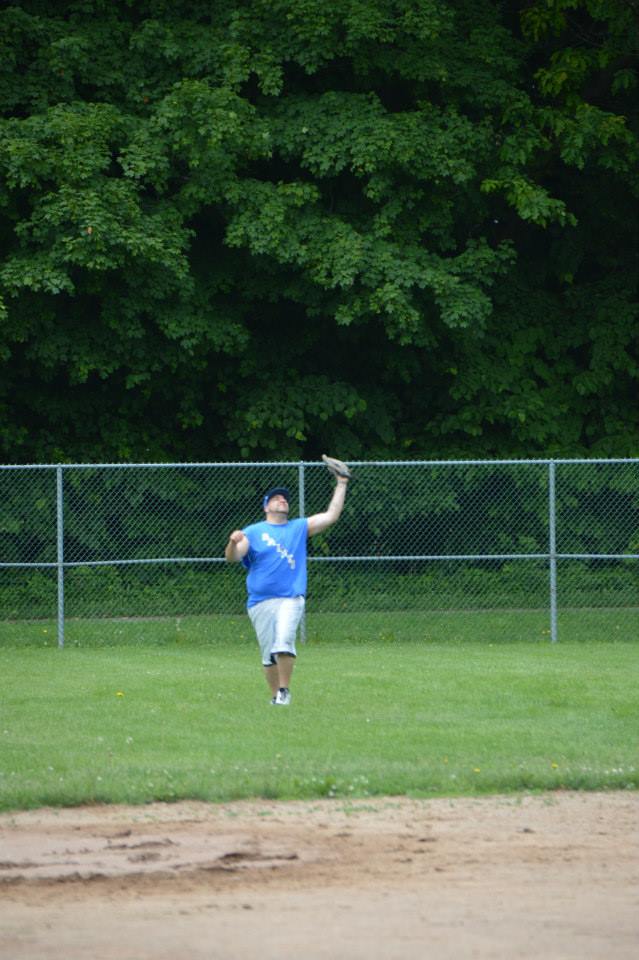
[275,687,291,706]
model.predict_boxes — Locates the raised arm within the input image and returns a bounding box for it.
[306,478,349,537]
[225,530,249,562]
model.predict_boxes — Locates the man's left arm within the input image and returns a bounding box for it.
[306,478,349,536]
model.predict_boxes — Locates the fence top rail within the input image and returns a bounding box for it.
[1,457,638,470]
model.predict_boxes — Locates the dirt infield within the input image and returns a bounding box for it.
[1,791,638,959]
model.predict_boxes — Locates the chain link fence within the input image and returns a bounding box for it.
[1,459,637,646]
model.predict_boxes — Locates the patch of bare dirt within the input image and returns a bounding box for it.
[1,792,638,959]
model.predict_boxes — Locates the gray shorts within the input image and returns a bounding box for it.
[247,596,305,667]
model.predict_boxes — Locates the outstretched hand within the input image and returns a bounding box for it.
[322,454,352,480]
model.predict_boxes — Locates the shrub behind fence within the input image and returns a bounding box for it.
[1,459,637,645]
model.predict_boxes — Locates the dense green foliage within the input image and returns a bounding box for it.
[0,0,637,462]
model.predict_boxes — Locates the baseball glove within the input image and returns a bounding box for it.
[322,454,352,479]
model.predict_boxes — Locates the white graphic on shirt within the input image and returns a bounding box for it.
[261,531,296,569]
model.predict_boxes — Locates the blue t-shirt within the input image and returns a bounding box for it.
[241,518,308,608]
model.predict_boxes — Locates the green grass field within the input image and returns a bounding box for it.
[1,612,637,812]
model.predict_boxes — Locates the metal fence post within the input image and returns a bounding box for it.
[56,465,65,648]
[548,460,558,643]
[299,461,306,644]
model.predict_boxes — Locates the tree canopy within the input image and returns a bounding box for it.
[1,0,637,462]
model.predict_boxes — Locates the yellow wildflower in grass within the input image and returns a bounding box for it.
[473,767,481,773]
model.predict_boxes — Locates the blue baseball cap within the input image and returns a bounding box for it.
[262,486,290,509]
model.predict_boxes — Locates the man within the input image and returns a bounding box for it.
[225,458,350,706]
